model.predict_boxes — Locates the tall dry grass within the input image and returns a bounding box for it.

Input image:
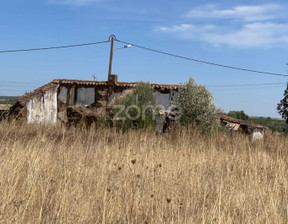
[0,120,288,223]
[0,104,11,110]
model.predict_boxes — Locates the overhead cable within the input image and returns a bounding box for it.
[0,40,109,54]
[0,34,287,77]
[116,39,288,77]
[207,82,287,88]
[210,85,286,91]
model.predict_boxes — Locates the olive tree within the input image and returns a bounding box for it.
[277,82,288,124]
[177,77,217,132]
[227,110,249,120]
[111,82,156,130]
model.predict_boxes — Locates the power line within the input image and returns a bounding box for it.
[210,85,286,91]
[0,81,44,85]
[207,82,287,88]
[0,40,109,54]
[0,89,29,92]
[0,84,39,88]
[0,35,287,78]
[115,39,288,77]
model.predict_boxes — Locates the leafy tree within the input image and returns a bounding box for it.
[277,83,288,124]
[227,110,249,120]
[111,82,156,130]
[177,77,217,132]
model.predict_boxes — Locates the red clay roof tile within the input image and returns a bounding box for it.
[52,79,179,90]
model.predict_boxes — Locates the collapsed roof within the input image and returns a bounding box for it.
[218,112,268,130]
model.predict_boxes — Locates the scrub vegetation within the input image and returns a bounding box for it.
[227,110,287,134]
[1,120,288,223]
[0,96,16,111]
[111,82,156,130]
[227,110,249,121]
[248,117,287,133]
[0,96,17,105]
[0,104,12,110]
[177,78,217,132]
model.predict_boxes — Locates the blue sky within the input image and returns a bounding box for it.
[0,0,288,117]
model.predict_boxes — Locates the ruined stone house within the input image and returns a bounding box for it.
[8,76,179,124]
[7,76,268,139]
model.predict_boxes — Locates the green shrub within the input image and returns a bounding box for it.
[177,77,217,132]
[248,117,287,134]
[111,82,156,130]
[227,110,249,120]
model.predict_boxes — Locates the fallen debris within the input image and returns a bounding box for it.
[65,106,98,126]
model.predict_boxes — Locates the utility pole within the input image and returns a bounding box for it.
[107,34,131,82]
[108,35,115,80]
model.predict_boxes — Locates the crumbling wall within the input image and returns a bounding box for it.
[107,89,134,107]
[66,106,98,126]
[27,87,58,124]
[57,85,109,124]
[55,84,179,126]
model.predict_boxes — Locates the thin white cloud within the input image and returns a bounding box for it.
[157,23,288,48]
[158,24,216,32]
[207,23,288,47]
[157,3,288,48]
[184,4,283,21]
[48,0,100,6]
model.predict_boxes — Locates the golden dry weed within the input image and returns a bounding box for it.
[0,104,12,110]
[0,120,288,223]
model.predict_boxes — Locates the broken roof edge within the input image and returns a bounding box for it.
[16,81,58,105]
[14,78,179,105]
[218,112,268,130]
[52,79,179,90]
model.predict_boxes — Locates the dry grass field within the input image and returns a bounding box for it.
[0,121,288,223]
[0,104,12,110]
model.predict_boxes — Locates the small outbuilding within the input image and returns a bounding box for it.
[218,112,268,141]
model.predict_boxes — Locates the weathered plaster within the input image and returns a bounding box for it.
[27,87,58,124]
[24,81,179,125]
[58,86,68,103]
[76,88,95,106]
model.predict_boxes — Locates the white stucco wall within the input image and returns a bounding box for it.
[252,130,265,141]
[58,86,68,103]
[58,86,75,105]
[76,88,95,106]
[27,88,58,124]
[58,86,96,106]
[69,87,75,104]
